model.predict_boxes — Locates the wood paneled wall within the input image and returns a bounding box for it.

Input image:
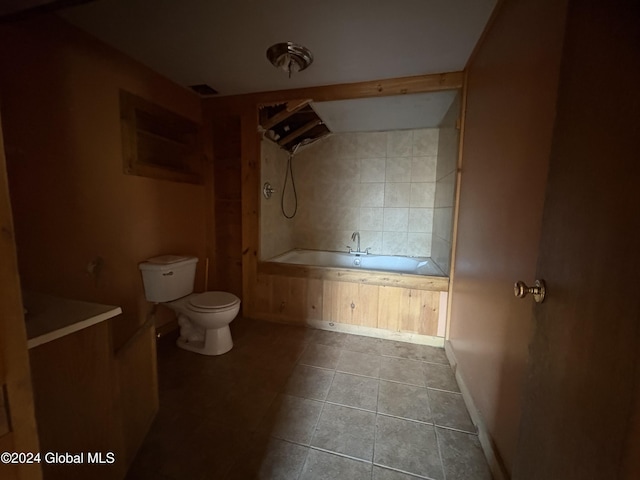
[252,271,445,337]
[211,115,242,297]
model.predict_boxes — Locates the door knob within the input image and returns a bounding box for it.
[514,279,546,303]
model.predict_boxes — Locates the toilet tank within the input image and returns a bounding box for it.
[138,255,198,303]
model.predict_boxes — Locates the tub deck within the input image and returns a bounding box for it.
[262,249,449,292]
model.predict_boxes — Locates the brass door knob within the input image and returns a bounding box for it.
[514,279,546,303]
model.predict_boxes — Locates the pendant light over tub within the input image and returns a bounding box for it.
[266,42,313,78]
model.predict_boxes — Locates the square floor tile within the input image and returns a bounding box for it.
[428,390,475,433]
[437,428,492,480]
[311,403,376,461]
[374,415,443,480]
[416,345,449,364]
[380,341,449,364]
[378,381,432,423]
[326,372,379,411]
[226,436,309,480]
[299,343,342,369]
[157,425,247,480]
[342,334,383,355]
[278,325,317,344]
[312,329,348,348]
[268,336,308,365]
[336,350,381,377]
[204,380,278,431]
[424,363,460,392]
[236,365,291,394]
[260,394,324,445]
[300,449,371,480]
[379,357,427,387]
[284,365,335,401]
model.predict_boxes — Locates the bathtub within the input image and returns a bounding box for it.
[268,249,445,277]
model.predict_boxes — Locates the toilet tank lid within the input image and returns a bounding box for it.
[139,255,198,271]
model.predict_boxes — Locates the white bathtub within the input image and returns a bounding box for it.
[268,249,445,277]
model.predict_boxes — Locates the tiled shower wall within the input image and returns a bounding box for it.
[280,129,440,257]
[432,95,460,273]
[260,139,295,259]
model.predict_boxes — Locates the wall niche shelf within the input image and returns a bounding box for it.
[120,90,202,184]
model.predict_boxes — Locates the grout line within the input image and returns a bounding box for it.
[377,377,427,389]
[372,462,438,480]
[433,424,479,436]
[308,445,373,465]
[295,368,337,480]
[375,411,435,427]
[295,363,337,373]
[372,370,382,480]
[335,368,380,381]
[324,400,377,415]
[426,386,448,480]
[426,386,463,395]
[380,355,450,366]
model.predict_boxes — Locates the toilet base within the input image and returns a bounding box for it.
[176,325,233,356]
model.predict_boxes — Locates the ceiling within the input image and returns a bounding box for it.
[60,0,497,97]
[312,91,458,132]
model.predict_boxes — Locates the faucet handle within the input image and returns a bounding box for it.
[346,245,352,253]
[364,247,371,254]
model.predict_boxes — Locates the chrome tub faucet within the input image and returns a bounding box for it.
[347,231,370,255]
[351,231,361,253]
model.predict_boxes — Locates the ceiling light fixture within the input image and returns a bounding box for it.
[266,42,313,78]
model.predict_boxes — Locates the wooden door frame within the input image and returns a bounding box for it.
[0,113,41,478]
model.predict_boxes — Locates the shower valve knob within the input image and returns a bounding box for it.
[263,182,276,199]
[514,280,546,303]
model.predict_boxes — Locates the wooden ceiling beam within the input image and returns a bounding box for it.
[261,99,312,130]
[277,119,322,147]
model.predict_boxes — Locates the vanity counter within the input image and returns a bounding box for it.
[24,291,122,349]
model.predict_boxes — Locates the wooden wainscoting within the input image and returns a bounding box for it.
[251,267,447,338]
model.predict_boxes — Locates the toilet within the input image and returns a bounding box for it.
[138,255,240,355]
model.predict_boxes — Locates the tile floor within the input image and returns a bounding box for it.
[126,317,492,480]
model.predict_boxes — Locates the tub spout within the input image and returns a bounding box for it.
[351,231,361,253]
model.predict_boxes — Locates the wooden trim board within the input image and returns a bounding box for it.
[276,317,445,348]
[204,71,464,112]
[445,340,509,480]
[258,261,449,291]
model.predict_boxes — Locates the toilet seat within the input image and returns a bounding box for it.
[187,291,240,312]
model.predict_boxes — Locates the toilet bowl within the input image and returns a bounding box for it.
[138,255,241,356]
[167,291,240,355]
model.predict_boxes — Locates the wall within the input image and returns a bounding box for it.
[211,115,242,298]
[0,15,206,474]
[448,0,568,475]
[260,139,295,259]
[261,129,439,258]
[431,94,460,274]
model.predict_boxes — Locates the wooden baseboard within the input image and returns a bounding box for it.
[444,340,509,480]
